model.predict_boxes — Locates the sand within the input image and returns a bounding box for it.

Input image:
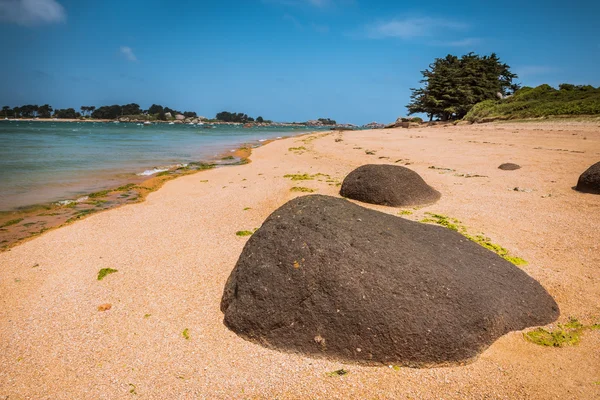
[1,121,599,399]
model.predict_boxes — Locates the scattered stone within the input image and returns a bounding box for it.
[576,161,600,194]
[499,163,521,171]
[221,195,559,366]
[340,164,441,207]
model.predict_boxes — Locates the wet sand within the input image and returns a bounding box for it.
[1,121,599,399]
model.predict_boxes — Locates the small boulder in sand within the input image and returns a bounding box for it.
[576,161,600,194]
[220,195,559,366]
[499,163,521,170]
[340,164,441,207]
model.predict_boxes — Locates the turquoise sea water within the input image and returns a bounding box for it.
[0,121,320,211]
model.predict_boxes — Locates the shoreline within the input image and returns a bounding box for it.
[1,122,599,398]
[0,134,295,252]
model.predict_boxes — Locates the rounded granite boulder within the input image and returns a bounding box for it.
[220,195,559,367]
[339,164,441,207]
[576,161,600,194]
[498,163,521,170]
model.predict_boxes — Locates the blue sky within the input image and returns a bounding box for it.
[0,0,598,124]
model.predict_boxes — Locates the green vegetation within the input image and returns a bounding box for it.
[327,369,349,377]
[97,268,118,281]
[314,118,337,125]
[288,146,307,152]
[420,213,527,265]
[116,183,136,191]
[188,162,216,170]
[216,111,257,123]
[182,328,190,340]
[465,84,600,122]
[524,318,600,347]
[290,187,315,193]
[284,173,313,181]
[407,53,519,121]
[398,210,413,216]
[5,102,201,121]
[1,218,23,228]
[66,208,97,223]
[89,189,111,198]
[236,230,253,237]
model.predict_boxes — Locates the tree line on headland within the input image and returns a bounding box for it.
[1,103,200,121]
[407,52,600,122]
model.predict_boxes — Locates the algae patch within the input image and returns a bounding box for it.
[420,212,527,265]
[290,187,315,193]
[284,173,314,181]
[524,318,598,347]
[327,369,349,377]
[1,218,24,228]
[97,268,118,281]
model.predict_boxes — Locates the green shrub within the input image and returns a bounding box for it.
[465,84,600,122]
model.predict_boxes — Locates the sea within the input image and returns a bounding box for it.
[0,120,322,211]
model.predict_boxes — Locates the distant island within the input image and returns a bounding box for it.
[0,103,350,128]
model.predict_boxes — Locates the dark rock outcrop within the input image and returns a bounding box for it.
[576,161,600,194]
[498,163,521,170]
[340,164,441,207]
[220,195,559,366]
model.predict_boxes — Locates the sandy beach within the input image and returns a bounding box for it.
[1,121,599,399]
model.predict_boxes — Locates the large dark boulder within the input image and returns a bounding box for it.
[221,195,559,367]
[340,164,441,207]
[576,161,600,194]
[499,163,521,170]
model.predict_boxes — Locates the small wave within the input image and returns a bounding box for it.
[136,163,188,176]
[258,139,267,142]
[137,168,169,176]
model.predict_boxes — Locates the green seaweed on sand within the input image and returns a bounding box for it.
[116,183,136,191]
[524,318,598,347]
[243,207,251,210]
[66,208,97,223]
[97,268,118,281]
[156,171,171,177]
[327,369,349,377]
[128,383,137,395]
[420,213,461,231]
[290,187,315,193]
[222,156,235,160]
[398,210,413,216]
[284,173,313,181]
[288,146,307,152]
[182,328,190,340]
[1,218,24,228]
[88,189,111,198]
[420,212,527,265]
[236,230,253,237]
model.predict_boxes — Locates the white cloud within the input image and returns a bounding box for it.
[0,0,66,26]
[120,46,137,62]
[366,17,467,39]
